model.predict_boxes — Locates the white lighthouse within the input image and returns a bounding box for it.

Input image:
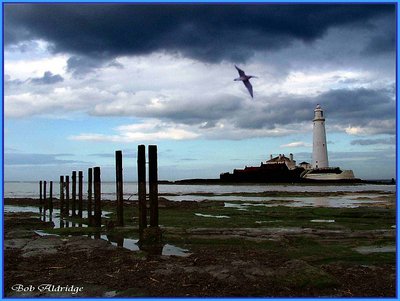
[312,104,329,169]
[302,104,356,181]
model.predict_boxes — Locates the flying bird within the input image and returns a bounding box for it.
[234,65,258,98]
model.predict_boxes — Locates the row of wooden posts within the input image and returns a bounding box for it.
[39,145,159,238]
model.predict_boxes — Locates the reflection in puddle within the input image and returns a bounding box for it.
[4,205,42,213]
[99,234,190,256]
[4,205,110,228]
[6,205,190,257]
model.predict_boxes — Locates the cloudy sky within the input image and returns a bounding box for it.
[4,3,396,181]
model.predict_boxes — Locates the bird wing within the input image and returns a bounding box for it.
[243,80,253,98]
[235,65,245,77]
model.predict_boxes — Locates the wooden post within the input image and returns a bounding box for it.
[87,168,93,224]
[39,181,43,214]
[116,150,124,226]
[65,176,70,216]
[59,176,64,215]
[49,181,53,213]
[94,167,102,227]
[149,145,158,227]
[72,171,76,217]
[138,145,147,235]
[43,181,47,213]
[78,171,83,218]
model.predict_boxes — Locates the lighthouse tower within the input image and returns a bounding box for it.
[312,104,329,169]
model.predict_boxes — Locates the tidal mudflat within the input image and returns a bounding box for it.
[3,186,396,297]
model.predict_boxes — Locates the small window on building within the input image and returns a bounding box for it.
[321,111,323,117]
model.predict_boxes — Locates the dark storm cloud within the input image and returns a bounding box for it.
[91,85,394,136]
[231,87,395,133]
[66,56,123,76]
[363,33,396,56]
[361,13,396,56]
[30,71,64,85]
[232,99,312,129]
[321,88,395,123]
[156,96,244,125]
[5,4,394,73]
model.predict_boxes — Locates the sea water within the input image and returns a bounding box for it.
[4,181,395,199]
[3,181,395,208]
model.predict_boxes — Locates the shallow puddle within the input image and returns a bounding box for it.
[354,245,396,254]
[5,205,111,228]
[255,220,281,224]
[7,205,190,257]
[103,291,117,297]
[99,234,190,256]
[223,193,390,209]
[194,213,230,219]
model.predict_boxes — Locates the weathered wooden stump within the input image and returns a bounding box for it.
[149,145,158,228]
[137,145,147,238]
[78,171,83,218]
[87,168,93,225]
[65,175,70,217]
[72,171,77,217]
[59,176,64,215]
[116,150,124,226]
[94,167,102,227]
[137,144,162,248]
[49,181,53,213]
[39,180,43,215]
[43,181,47,214]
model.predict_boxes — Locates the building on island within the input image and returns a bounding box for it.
[219,153,304,183]
[220,104,358,183]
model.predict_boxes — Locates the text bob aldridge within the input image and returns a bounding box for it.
[11,284,84,295]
